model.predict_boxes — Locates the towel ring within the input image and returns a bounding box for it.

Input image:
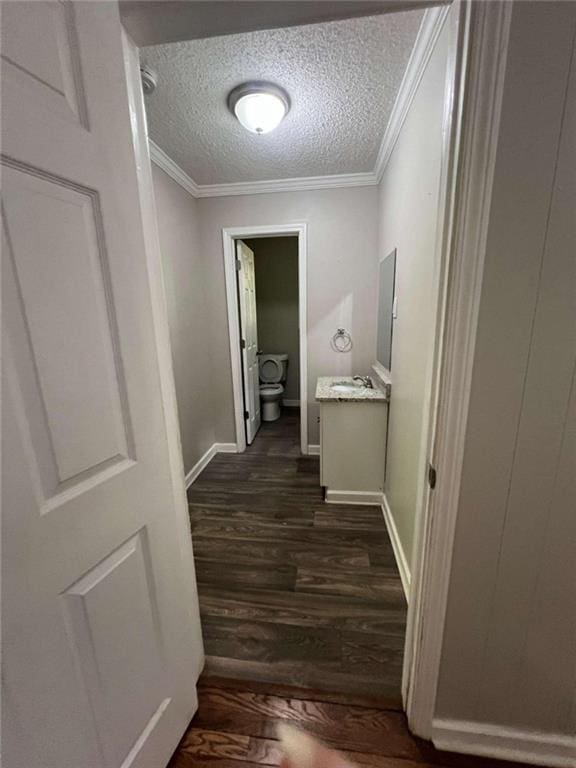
[330,328,353,353]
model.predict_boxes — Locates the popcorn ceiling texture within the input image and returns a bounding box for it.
[143,11,424,185]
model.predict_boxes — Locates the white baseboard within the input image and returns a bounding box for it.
[432,718,575,768]
[307,444,320,455]
[381,494,411,601]
[325,489,383,505]
[185,442,238,488]
[185,445,216,488]
[213,442,238,454]
[282,399,300,408]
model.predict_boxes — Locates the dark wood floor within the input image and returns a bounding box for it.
[168,676,532,768]
[188,409,406,700]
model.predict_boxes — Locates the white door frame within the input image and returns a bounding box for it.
[403,0,513,741]
[222,224,307,454]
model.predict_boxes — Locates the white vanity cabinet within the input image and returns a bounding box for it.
[316,377,388,503]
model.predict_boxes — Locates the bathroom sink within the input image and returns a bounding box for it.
[330,382,365,393]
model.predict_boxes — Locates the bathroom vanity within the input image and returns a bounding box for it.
[315,376,389,504]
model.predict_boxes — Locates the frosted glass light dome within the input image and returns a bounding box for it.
[228,82,290,135]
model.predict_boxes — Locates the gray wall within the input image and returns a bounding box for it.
[152,164,216,472]
[436,0,576,738]
[198,186,379,445]
[376,13,450,568]
[245,237,300,402]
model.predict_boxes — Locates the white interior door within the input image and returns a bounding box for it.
[236,240,261,443]
[1,4,203,768]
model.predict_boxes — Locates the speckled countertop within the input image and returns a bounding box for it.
[315,376,388,403]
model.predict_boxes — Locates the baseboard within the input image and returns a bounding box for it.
[185,445,217,488]
[381,494,411,601]
[431,718,575,768]
[213,442,238,454]
[325,489,383,505]
[185,442,238,488]
[282,399,300,408]
[307,444,320,456]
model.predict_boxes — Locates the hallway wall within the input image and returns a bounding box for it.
[152,164,216,473]
[198,186,379,446]
[376,10,450,571]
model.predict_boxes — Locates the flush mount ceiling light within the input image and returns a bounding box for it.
[228,81,290,135]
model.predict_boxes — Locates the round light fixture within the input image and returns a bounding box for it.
[228,82,290,135]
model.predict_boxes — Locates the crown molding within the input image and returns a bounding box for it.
[148,6,449,199]
[149,139,376,197]
[196,171,377,197]
[149,139,200,197]
[374,5,450,182]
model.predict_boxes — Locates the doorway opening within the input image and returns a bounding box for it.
[236,236,299,446]
[223,225,308,454]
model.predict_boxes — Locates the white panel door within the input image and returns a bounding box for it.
[237,241,261,444]
[1,4,203,768]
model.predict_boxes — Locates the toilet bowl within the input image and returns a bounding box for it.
[259,383,285,421]
[258,354,288,422]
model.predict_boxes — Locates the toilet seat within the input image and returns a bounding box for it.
[258,355,287,422]
[259,356,283,383]
[259,383,284,395]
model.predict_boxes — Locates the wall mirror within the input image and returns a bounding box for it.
[376,248,396,372]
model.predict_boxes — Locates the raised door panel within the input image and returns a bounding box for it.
[0,1,88,127]
[2,376,105,768]
[63,531,168,767]
[2,164,134,510]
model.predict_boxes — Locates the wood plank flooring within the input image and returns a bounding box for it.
[188,409,406,700]
[168,676,533,768]
[182,414,529,768]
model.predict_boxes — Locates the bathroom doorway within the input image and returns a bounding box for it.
[223,224,308,454]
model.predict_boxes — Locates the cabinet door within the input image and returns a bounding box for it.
[322,403,388,493]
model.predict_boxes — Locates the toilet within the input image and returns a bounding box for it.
[259,354,288,422]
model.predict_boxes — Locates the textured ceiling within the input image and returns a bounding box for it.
[142,10,424,185]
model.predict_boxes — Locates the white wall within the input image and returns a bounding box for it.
[198,186,379,445]
[435,1,576,742]
[376,14,450,569]
[152,164,216,472]
[247,237,300,402]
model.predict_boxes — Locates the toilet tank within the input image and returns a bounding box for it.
[259,354,288,383]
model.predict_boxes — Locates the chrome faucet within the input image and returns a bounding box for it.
[353,375,373,389]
